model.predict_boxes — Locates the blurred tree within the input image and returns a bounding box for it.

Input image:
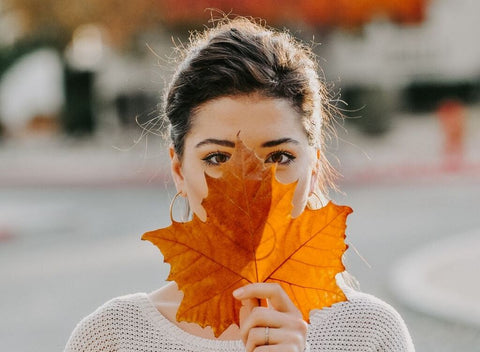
[3,0,166,136]
[4,0,164,48]
[2,0,427,137]
[5,0,426,47]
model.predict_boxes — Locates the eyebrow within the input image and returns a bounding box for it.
[195,138,235,148]
[195,137,299,149]
[261,137,299,148]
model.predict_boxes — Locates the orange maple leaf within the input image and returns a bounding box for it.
[142,139,352,337]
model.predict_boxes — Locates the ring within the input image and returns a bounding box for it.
[264,326,270,345]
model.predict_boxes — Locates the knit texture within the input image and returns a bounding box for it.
[65,277,414,351]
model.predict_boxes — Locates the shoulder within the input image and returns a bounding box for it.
[64,293,154,352]
[307,274,415,351]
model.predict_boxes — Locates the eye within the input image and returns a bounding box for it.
[265,151,296,165]
[202,152,231,166]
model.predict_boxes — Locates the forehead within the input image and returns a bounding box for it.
[188,94,308,143]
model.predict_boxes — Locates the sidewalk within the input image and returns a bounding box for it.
[0,133,170,187]
[390,229,480,329]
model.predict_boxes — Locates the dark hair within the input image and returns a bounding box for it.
[163,17,337,192]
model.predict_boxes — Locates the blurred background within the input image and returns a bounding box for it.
[0,0,479,351]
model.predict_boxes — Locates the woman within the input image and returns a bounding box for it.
[65,18,414,351]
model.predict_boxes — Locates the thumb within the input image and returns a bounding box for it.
[239,297,259,326]
[237,297,259,345]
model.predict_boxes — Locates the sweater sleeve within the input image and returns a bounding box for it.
[307,292,415,352]
[64,299,120,352]
[356,294,415,351]
[379,300,414,351]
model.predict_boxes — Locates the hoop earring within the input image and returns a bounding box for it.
[170,192,191,222]
[307,191,325,209]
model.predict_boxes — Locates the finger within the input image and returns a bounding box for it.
[241,306,307,338]
[239,298,260,343]
[233,283,298,313]
[240,297,259,313]
[255,344,299,352]
[239,298,259,319]
[245,327,306,352]
[241,306,284,331]
[244,326,278,352]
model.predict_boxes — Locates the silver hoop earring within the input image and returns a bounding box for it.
[169,192,191,222]
[307,191,325,209]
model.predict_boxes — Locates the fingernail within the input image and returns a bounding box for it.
[232,288,244,298]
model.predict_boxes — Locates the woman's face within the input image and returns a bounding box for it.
[170,94,319,221]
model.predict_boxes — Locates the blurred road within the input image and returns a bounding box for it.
[1,110,480,351]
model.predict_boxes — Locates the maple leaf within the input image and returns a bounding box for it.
[142,138,352,337]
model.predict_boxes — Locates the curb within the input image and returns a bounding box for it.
[390,229,480,328]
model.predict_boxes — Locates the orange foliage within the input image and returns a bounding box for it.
[143,139,352,337]
[160,0,427,27]
[7,0,426,48]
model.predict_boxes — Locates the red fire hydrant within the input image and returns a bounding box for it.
[436,99,466,170]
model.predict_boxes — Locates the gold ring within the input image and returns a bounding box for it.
[264,326,270,345]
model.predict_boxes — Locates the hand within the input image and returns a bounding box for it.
[233,283,307,352]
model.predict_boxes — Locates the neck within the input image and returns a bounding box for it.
[148,282,242,340]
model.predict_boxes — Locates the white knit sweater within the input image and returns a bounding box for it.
[65,278,414,351]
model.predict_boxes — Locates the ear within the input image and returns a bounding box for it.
[170,145,185,196]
